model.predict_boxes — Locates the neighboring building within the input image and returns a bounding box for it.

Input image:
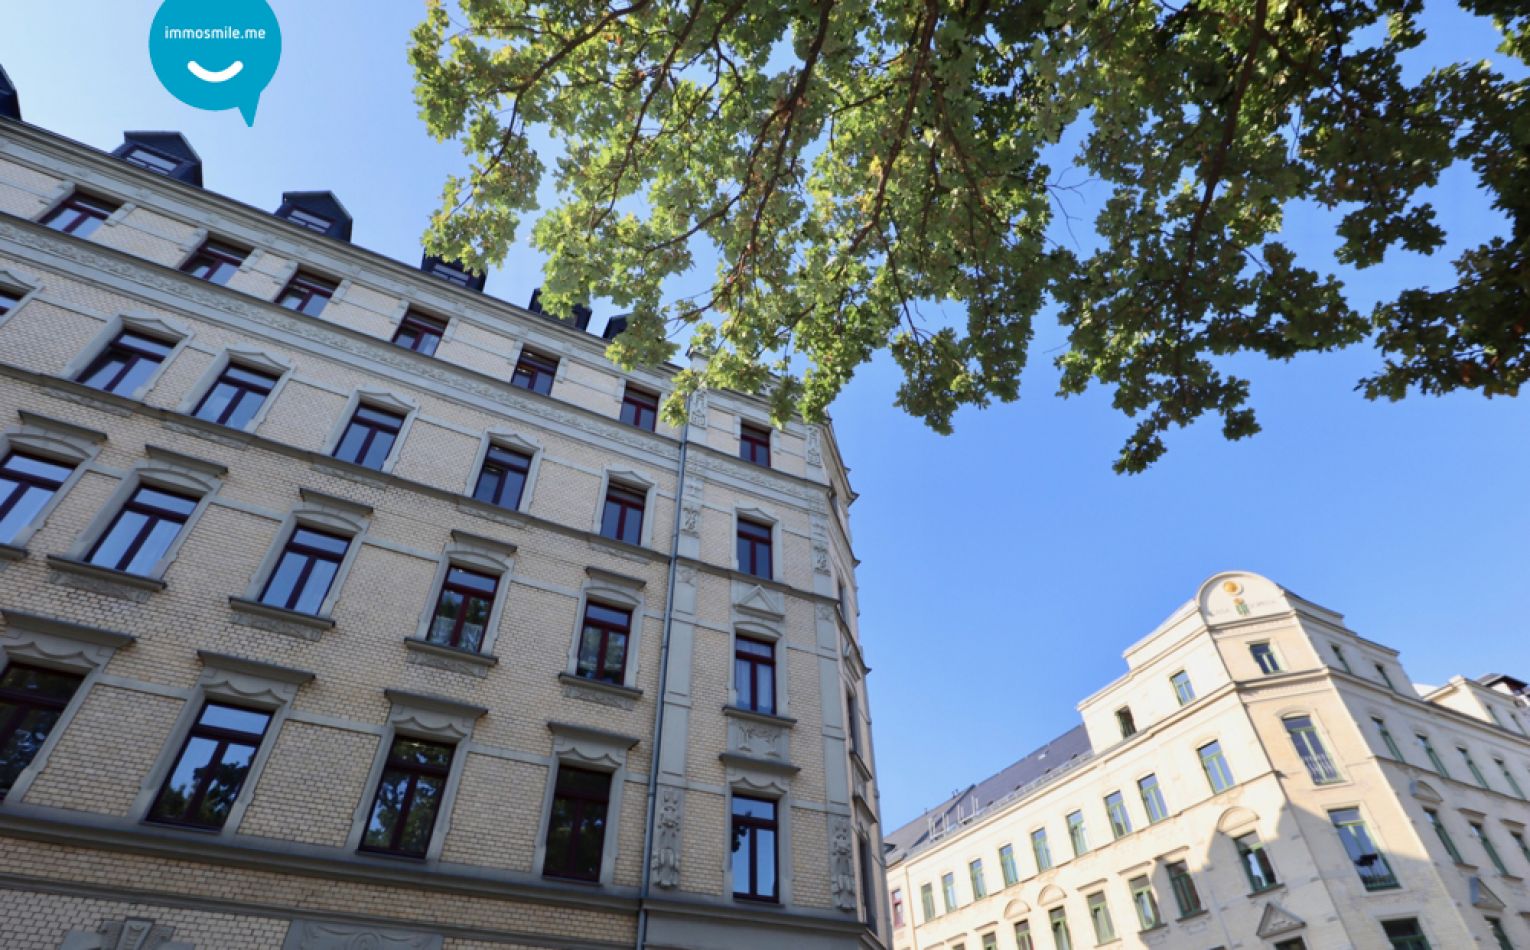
[885,572,1530,950]
[0,90,885,948]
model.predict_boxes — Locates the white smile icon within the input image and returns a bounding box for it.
[187,60,244,83]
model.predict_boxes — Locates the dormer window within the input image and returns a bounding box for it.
[285,208,332,233]
[121,146,180,176]
[1116,707,1137,739]
[429,260,471,286]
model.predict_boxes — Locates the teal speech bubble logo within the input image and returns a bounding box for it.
[149,0,281,126]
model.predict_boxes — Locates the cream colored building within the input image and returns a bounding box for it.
[885,572,1530,950]
[0,79,886,950]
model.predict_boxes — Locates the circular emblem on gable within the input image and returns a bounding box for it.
[1222,580,1243,594]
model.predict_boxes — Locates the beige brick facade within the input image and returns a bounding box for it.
[885,572,1530,950]
[0,118,885,949]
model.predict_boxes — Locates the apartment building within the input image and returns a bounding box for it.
[0,72,885,950]
[885,572,1530,950]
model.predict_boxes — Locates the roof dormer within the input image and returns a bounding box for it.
[274,191,352,241]
[527,288,592,331]
[0,64,19,121]
[420,253,486,292]
[113,132,203,186]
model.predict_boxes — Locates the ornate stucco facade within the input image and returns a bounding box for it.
[885,573,1530,950]
[0,88,886,949]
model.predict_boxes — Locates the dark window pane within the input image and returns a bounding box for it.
[544,767,611,880]
[193,364,276,429]
[0,452,73,544]
[0,664,83,797]
[360,737,453,857]
[147,702,270,829]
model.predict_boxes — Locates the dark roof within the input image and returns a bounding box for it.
[114,132,203,186]
[421,254,487,292]
[275,191,353,241]
[884,724,1093,866]
[1480,673,1529,693]
[0,64,19,121]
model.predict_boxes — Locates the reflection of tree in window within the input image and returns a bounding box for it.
[361,737,453,857]
[0,664,83,798]
[148,703,271,829]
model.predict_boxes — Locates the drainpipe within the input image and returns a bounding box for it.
[636,392,692,950]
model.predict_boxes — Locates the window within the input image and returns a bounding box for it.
[1273,941,1307,950]
[1470,821,1509,875]
[620,386,658,431]
[1250,641,1281,674]
[1487,918,1512,950]
[1425,809,1463,863]
[285,208,332,233]
[1284,715,1342,784]
[473,445,532,511]
[739,422,771,467]
[600,483,645,545]
[920,882,936,921]
[260,527,349,614]
[736,517,773,580]
[0,452,73,545]
[426,259,473,286]
[148,702,271,829]
[77,330,174,395]
[0,664,83,799]
[891,888,905,928]
[1373,717,1404,760]
[1031,828,1052,870]
[941,871,957,912]
[511,349,558,395]
[1375,663,1397,690]
[427,567,497,652]
[1105,791,1132,838]
[1130,875,1161,930]
[1014,921,1033,950]
[1049,908,1072,950]
[1199,740,1235,792]
[1166,860,1202,916]
[1087,892,1116,943]
[333,405,404,470]
[1235,833,1279,892]
[360,736,453,858]
[181,240,246,285]
[41,194,116,237]
[730,794,778,900]
[575,602,632,684]
[544,766,611,880]
[192,364,277,429]
[1382,919,1431,949]
[275,271,337,317]
[1416,734,1449,776]
[1066,810,1088,856]
[859,833,877,927]
[86,485,197,575]
[1510,829,1530,864]
[982,934,997,950]
[734,637,776,715]
[1331,643,1352,673]
[392,310,446,356]
[1139,774,1168,823]
[1331,808,1398,890]
[999,843,1019,887]
[0,288,19,316]
[1116,706,1136,738]
[1170,670,1195,705]
[1459,747,1490,789]
[846,688,862,756]
[969,858,987,899]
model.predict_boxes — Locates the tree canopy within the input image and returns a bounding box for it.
[410,0,1528,472]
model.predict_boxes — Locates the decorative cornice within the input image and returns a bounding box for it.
[16,409,107,443]
[0,610,136,650]
[298,486,374,518]
[144,443,229,478]
[196,650,314,685]
[585,565,646,590]
[384,688,489,722]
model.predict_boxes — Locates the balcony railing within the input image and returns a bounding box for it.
[1300,751,1343,785]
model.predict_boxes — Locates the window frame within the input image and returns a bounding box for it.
[620,385,659,432]
[1116,706,1137,738]
[1381,918,1431,950]
[65,455,223,583]
[145,700,273,830]
[730,793,781,902]
[64,315,190,403]
[1086,891,1116,943]
[1199,740,1236,793]
[84,484,199,576]
[1170,670,1195,705]
[1105,790,1133,839]
[542,764,614,882]
[735,513,776,580]
[1373,717,1404,760]
[999,842,1019,887]
[179,239,248,286]
[1250,640,1282,674]
[1139,773,1169,823]
[1166,860,1203,917]
[0,662,85,801]
[733,635,777,715]
[252,519,357,618]
[941,871,958,913]
[1130,875,1161,930]
[275,270,338,317]
[1470,820,1510,875]
[597,475,651,548]
[75,330,176,398]
[1425,808,1464,863]
[425,566,500,653]
[1330,806,1399,890]
[470,435,540,514]
[0,416,102,551]
[391,309,448,357]
[1067,809,1088,856]
[510,348,559,396]
[969,857,987,899]
[739,421,772,467]
[1031,827,1053,870]
[0,451,76,548]
[331,403,406,471]
[0,269,40,328]
[1284,714,1343,785]
[190,361,280,430]
[1234,832,1280,893]
[357,735,456,859]
[39,192,118,237]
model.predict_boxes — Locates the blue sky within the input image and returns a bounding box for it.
[4,2,1526,831]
